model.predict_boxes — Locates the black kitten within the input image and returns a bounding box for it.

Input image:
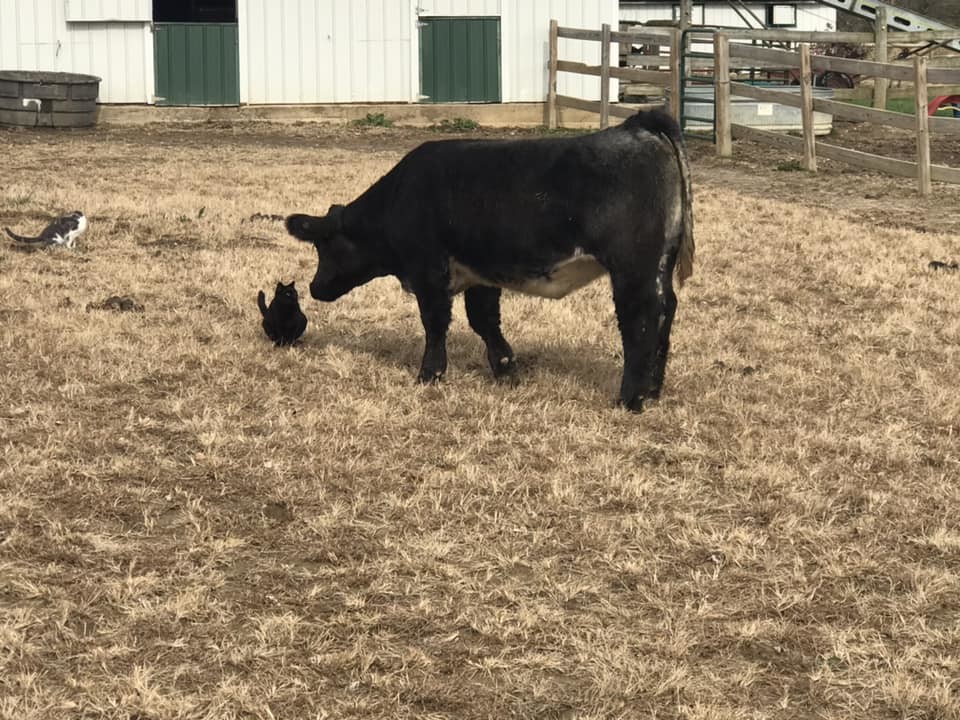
[257,281,307,346]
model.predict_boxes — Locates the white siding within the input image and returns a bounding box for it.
[620,4,672,23]
[0,0,61,69]
[66,23,153,103]
[502,0,619,102]
[619,2,835,31]
[0,0,153,103]
[419,0,501,15]
[238,0,414,103]
[794,4,837,31]
[65,0,151,22]
[238,0,616,104]
[0,0,626,106]
[707,5,770,27]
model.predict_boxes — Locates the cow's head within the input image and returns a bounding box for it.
[286,205,381,301]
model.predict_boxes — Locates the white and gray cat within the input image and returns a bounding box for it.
[5,211,88,249]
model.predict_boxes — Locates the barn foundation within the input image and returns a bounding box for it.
[93,102,616,129]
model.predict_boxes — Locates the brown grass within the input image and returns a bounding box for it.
[1,121,959,720]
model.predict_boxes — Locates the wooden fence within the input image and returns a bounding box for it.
[546,21,960,194]
[546,20,680,129]
[714,35,960,195]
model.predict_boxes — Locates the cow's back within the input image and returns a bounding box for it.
[344,120,683,285]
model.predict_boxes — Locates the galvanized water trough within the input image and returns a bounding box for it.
[0,71,101,128]
[683,84,835,135]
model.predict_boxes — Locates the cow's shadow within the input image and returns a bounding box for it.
[302,317,620,397]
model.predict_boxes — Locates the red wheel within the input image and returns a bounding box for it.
[928,95,960,116]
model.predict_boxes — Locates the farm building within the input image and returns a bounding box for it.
[0,0,622,107]
[619,1,836,31]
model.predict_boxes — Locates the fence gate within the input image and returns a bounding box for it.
[679,28,717,140]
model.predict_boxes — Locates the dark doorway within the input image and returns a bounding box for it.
[153,0,236,23]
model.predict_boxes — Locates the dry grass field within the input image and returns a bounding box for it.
[1,119,959,720]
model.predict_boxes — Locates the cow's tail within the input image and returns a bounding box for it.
[257,290,268,317]
[624,110,695,287]
[672,134,695,288]
[5,227,42,244]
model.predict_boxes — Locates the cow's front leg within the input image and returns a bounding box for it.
[414,283,453,383]
[611,272,661,412]
[464,286,515,378]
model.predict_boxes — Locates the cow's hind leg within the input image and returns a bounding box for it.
[464,286,515,377]
[414,284,453,383]
[610,270,663,412]
[648,245,679,399]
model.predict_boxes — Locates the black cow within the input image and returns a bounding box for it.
[286,109,694,411]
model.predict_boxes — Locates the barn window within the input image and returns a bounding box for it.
[767,4,797,27]
[153,0,237,23]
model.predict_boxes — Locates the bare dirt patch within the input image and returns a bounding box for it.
[687,118,960,237]
[0,119,958,720]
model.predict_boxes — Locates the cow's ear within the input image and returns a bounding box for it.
[286,213,335,243]
[286,205,346,243]
[327,204,345,226]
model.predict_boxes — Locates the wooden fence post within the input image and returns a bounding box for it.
[678,0,692,96]
[669,28,682,122]
[914,55,931,195]
[600,23,611,129]
[547,19,559,129]
[679,0,693,32]
[715,33,732,157]
[800,43,817,171]
[873,6,889,110]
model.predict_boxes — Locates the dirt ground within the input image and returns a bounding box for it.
[1,117,959,720]
[40,115,959,233]
[685,119,960,234]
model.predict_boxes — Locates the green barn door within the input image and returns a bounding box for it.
[420,17,501,103]
[154,23,239,106]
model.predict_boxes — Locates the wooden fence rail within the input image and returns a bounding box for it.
[547,21,960,194]
[712,28,960,43]
[546,20,680,130]
[715,34,960,195]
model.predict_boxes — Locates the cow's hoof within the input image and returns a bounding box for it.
[417,369,445,384]
[490,354,517,378]
[618,395,645,413]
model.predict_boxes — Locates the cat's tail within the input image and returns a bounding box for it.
[4,227,42,243]
[257,290,268,317]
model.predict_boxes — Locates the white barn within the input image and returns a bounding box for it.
[0,0,621,106]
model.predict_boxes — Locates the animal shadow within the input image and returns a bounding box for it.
[928,260,958,272]
[309,317,617,396]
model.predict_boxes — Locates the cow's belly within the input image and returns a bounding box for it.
[450,252,607,299]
